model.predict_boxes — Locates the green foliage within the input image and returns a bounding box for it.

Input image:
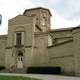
[0,75,40,80]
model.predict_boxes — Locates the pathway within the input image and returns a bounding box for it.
[0,73,80,80]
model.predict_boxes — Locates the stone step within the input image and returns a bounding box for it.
[0,68,27,73]
[12,68,26,73]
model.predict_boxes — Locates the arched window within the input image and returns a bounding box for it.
[17,51,23,56]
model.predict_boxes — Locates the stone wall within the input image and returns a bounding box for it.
[72,28,80,76]
[33,32,48,66]
[5,15,36,68]
[47,42,75,74]
[47,31,75,75]
[0,35,7,66]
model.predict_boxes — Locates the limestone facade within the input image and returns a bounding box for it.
[0,7,80,76]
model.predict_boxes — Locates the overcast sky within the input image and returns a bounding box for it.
[0,0,80,34]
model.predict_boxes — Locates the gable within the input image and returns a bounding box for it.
[8,15,34,26]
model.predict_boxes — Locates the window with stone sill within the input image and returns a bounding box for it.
[14,32,24,46]
[16,33,22,46]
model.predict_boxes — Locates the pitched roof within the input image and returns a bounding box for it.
[48,25,80,32]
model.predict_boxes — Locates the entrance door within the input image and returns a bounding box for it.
[16,51,23,68]
[17,57,23,68]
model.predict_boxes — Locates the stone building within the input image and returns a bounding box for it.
[0,7,80,76]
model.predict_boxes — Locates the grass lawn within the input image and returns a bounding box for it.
[0,75,41,80]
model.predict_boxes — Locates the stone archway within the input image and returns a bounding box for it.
[16,51,23,68]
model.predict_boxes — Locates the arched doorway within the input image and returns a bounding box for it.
[16,51,23,68]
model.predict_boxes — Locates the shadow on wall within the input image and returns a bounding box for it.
[27,66,61,74]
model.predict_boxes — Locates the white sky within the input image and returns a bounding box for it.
[0,0,80,35]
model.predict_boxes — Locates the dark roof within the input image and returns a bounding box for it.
[0,35,7,38]
[0,35,7,40]
[48,28,73,32]
[48,25,80,32]
[23,7,52,16]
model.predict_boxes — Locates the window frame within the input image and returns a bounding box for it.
[16,32,22,46]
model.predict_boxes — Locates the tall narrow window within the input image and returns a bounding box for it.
[16,33,22,46]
